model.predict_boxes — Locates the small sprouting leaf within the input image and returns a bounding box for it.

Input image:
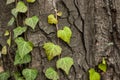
[27,0,36,3]
[56,57,74,75]
[25,16,39,30]
[1,46,7,55]
[43,42,62,60]
[11,8,18,18]
[15,37,33,58]
[48,14,58,24]
[4,30,9,36]
[57,26,72,44]
[0,71,10,80]
[6,0,15,5]
[7,36,11,47]
[98,58,107,72]
[45,67,59,80]
[57,11,62,16]
[13,26,27,38]
[14,72,24,80]
[7,17,15,26]
[16,1,28,13]
[89,68,101,80]
[14,51,31,65]
[22,68,38,80]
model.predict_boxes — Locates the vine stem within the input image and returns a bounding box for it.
[15,0,19,27]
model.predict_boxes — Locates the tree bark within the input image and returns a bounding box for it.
[0,0,120,80]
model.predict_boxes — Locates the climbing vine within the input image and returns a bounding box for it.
[0,0,74,80]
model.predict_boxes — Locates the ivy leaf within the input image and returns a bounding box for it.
[15,37,33,58]
[48,14,58,24]
[4,30,9,36]
[45,67,59,80]
[13,26,27,38]
[56,57,74,75]
[7,17,15,26]
[89,68,101,80]
[14,50,31,65]
[14,72,24,80]
[6,0,15,5]
[22,68,38,80]
[98,58,107,72]
[1,46,7,55]
[57,26,72,44]
[57,11,62,17]
[27,0,36,3]
[0,71,10,80]
[25,16,39,30]
[11,8,18,18]
[16,1,28,13]
[7,36,11,47]
[43,42,62,60]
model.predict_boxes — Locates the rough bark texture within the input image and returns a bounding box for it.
[0,0,120,80]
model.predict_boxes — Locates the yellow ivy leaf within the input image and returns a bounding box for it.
[2,46,7,55]
[48,14,58,24]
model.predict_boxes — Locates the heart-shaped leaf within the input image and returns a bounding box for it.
[57,26,72,44]
[4,30,9,36]
[0,71,10,80]
[45,67,59,80]
[13,72,24,80]
[22,68,38,80]
[1,46,7,55]
[27,0,36,3]
[89,68,101,80]
[43,42,62,60]
[7,36,11,47]
[16,1,28,13]
[7,17,15,26]
[11,8,18,18]
[15,37,33,58]
[6,0,15,5]
[56,57,74,75]
[13,26,27,38]
[48,14,58,24]
[14,50,31,65]
[98,58,107,72]
[25,16,39,30]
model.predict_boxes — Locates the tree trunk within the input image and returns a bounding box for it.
[0,0,120,80]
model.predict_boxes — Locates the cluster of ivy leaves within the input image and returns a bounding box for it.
[0,0,107,80]
[0,0,74,80]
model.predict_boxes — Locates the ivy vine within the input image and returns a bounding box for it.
[0,0,74,80]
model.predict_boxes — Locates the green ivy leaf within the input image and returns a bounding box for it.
[4,30,9,36]
[16,1,28,13]
[0,71,10,80]
[22,68,38,80]
[25,16,39,30]
[13,26,27,38]
[6,0,15,5]
[11,8,18,18]
[27,0,36,3]
[48,14,58,24]
[14,72,24,80]
[89,68,101,80]
[56,57,74,75]
[15,37,33,58]
[57,26,72,44]
[98,58,107,72]
[43,42,62,60]
[14,50,31,65]
[7,17,15,26]
[45,67,59,80]
[7,36,11,47]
